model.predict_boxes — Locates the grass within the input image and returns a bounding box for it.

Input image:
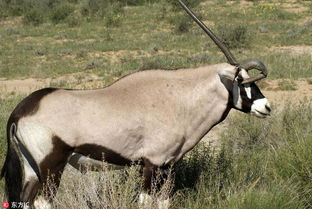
[0,0,311,79]
[172,101,312,209]
[0,0,312,208]
[1,96,310,208]
[277,79,298,91]
[51,165,173,209]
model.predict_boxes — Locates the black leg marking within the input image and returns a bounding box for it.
[143,159,156,194]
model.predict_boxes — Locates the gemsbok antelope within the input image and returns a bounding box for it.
[1,1,271,208]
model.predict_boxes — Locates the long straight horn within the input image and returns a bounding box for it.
[178,0,239,66]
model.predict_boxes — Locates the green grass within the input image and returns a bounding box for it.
[0,95,311,208]
[277,79,298,91]
[0,0,312,207]
[56,97,310,209]
[172,101,312,209]
[0,0,311,79]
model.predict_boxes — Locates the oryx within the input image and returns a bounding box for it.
[1,1,271,208]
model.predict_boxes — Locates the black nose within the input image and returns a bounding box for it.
[265,105,271,112]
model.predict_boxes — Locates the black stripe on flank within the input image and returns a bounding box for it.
[40,136,74,186]
[74,144,133,166]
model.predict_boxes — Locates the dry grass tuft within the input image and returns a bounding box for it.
[44,164,173,209]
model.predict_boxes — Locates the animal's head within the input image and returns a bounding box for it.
[179,0,271,118]
[219,60,271,117]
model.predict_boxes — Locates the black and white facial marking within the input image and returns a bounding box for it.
[232,69,271,118]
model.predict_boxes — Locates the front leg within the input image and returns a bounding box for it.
[139,159,170,209]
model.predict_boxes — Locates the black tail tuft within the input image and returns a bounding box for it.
[5,145,23,205]
[1,122,23,208]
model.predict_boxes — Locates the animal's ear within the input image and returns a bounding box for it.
[218,68,236,92]
[218,67,236,81]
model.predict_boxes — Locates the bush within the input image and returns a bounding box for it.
[45,164,172,209]
[104,2,124,27]
[50,3,74,24]
[0,2,9,18]
[168,13,193,33]
[165,0,204,34]
[65,14,80,27]
[122,0,158,6]
[23,8,44,26]
[80,0,124,26]
[167,0,205,11]
[217,24,251,49]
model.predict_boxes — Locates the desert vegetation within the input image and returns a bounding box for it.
[0,0,311,208]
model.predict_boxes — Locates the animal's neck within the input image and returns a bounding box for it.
[179,72,231,156]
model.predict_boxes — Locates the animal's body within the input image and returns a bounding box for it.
[20,64,230,169]
[1,63,270,209]
[1,1,272,208]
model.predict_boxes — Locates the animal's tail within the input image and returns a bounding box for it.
[1,123,23,205]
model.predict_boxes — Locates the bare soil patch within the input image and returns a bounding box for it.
[262,79,312,104]
[271,46,312,55]
[0,17,22,26]
[0,73,104,96]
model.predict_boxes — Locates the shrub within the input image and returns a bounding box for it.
[50,3,74,24]
[80,0,124,26]
[217,24,251,49]
[104,2,124,27]
[122,0,158,6]
[167,0,204,12]
[85,0,105,16]
[45,164,172,209]
[0,2,9,18]
[65,14,80,27]
[169,13,193,33]
[5,2,25,17]
[166,0,204,34]
[23,8,44,26]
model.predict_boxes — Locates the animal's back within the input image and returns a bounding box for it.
[11,65,226,164]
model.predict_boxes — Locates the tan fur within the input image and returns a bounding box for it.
[20,63,234,166]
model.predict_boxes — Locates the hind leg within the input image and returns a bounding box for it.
[19,151,69,209]
[34,137,73,209]
[16,151,41,208]
[32,169,65,209]
[19,135,73,209]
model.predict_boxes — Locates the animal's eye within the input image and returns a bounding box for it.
[236,77,244,83]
